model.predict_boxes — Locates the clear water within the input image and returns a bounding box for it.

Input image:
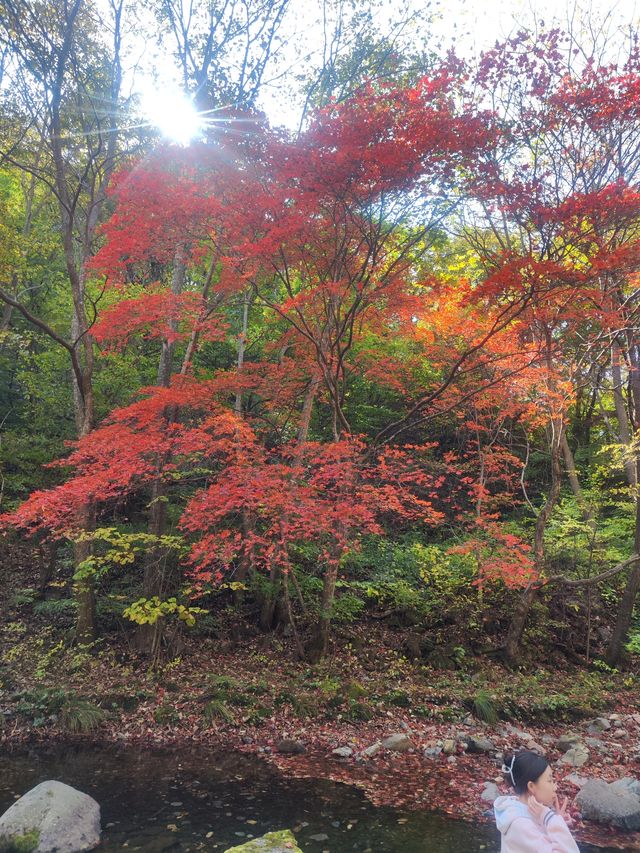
[0,745,609,851]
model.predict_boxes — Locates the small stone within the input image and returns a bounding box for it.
[382,734,412,752]
[276,739,306,755]
[559,744,590,768]
[423,745,443,760]
[332,747,353,758]
[481,782,500,802]
[464,736,495,754]
[361,742,382,759]
[565,773,589,788]
[587,717,611,735]
[309,834,329,842]
[442,739,456,755]
[557,733,582,753]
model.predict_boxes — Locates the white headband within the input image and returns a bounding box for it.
[501,754,516,787]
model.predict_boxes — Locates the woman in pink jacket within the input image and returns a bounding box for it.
[494,750,580,852]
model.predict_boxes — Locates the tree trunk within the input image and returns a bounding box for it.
[74,501,97,643]
[297,369,321,444]
[36,541,58,596]
[560,433,596,528]
[234,291,251,415]
[606,340,640,665]
[71,322,97,641]
[504,413,564,665]
[136,247,186,655]
[256,371,321,628]
[605,463,640,666]
[316,561,338,657]
[611,342,637,487]
[259,562,282,630]
[503,583,537,665]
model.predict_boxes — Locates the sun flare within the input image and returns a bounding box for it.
[142,86,204,145]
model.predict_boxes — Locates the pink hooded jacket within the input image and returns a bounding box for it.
[494,795,580,852]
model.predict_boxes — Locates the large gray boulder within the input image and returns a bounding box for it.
[224,829,303,852]
[0,780,100,853]
[576,778,640,830]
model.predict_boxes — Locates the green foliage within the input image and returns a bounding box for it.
[11,588,37,608]
[544,495,632,577]
[124,596,207,627]
[626,628,640,656]
[340,680,367,700]
[32,598,77,625]
[203,698,235,725]
[472,689,498,724]
[153,703,181,726]
[73,528,187,583]
[318,676,341,695]
[0,830,40,853]
[383,689,411,707]
[14,687,106,731]
[59,696,107,733]
[205,673,239,690]
[329,592,365,623]
[100,690,151,712]
[15,687,67,725]
[242,704,271,725]
[343,699,374,721]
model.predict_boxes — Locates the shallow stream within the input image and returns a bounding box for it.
[0,745,614,851]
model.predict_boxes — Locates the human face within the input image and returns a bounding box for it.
[528,766,557,806]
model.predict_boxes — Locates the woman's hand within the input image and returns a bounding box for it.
[527,795,548,823]
[553,794,575,827]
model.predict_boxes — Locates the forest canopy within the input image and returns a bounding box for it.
[1,0,640,672]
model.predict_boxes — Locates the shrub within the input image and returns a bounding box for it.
[32,599,77,622]
[472,689,499,724]
[203,699,235,725]
[153,703,180,726]
[59,697,107,733]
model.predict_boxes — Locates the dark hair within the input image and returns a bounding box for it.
[502,750,549,795]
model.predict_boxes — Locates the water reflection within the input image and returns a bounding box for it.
[0,745,602,852]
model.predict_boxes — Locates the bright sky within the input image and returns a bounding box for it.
[135,0,640,139]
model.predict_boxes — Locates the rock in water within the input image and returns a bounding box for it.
[0,780,101,852]
[224,829,303,852]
